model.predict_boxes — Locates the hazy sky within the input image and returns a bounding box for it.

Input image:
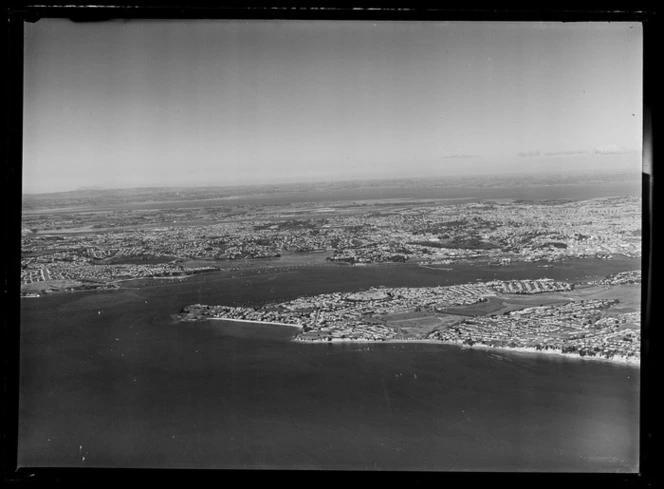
[23,19,643,193]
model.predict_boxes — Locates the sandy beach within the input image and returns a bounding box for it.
[207,317,303,329]
[199,316,639,365]
[294,335,640,365]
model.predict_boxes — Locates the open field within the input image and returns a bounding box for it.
[437,296,507,316]
[572,284,641,312]
[387,313,468,338]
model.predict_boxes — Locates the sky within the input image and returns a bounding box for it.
[23,19,643,193]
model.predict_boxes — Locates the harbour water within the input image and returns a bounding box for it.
[18,259,640,471]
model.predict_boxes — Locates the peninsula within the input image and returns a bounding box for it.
[178,271,641,364]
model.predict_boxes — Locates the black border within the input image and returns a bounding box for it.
[4,3,658,487]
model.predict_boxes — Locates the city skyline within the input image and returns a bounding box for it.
[23,19,643,193]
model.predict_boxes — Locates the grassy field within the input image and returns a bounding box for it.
[383,312,468,338]
[571,284,640,313]
[373,282,641,341]
[437,296,506,316]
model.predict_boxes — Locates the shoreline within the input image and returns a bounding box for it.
[442,340,640,366]
[21,253,640,298]
[294,336,639,365]
[186,316,640,366]
[205,317,304,329]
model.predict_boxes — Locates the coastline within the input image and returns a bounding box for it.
[205,317,304,329]
[441,340,640,366]
[293,335,640,366]
[191,316,639,366]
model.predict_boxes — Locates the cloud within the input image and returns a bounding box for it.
[440,153,478,159]
[543,150,588,156]
[517,150,541,158]
[594,145,632,155]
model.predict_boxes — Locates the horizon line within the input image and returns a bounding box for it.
[21,167,643,196]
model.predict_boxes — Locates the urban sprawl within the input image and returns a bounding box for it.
[22,196,640,290]
[179,271,641,363]
[22,193,641,363]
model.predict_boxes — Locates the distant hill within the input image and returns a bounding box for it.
[20,169,641,213]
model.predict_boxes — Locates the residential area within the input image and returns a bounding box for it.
[21,195,640,295]
[178,276,641,362]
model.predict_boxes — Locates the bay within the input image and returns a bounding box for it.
[18,259,640,471]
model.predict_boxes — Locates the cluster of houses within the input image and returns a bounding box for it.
[426,298,639,360]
